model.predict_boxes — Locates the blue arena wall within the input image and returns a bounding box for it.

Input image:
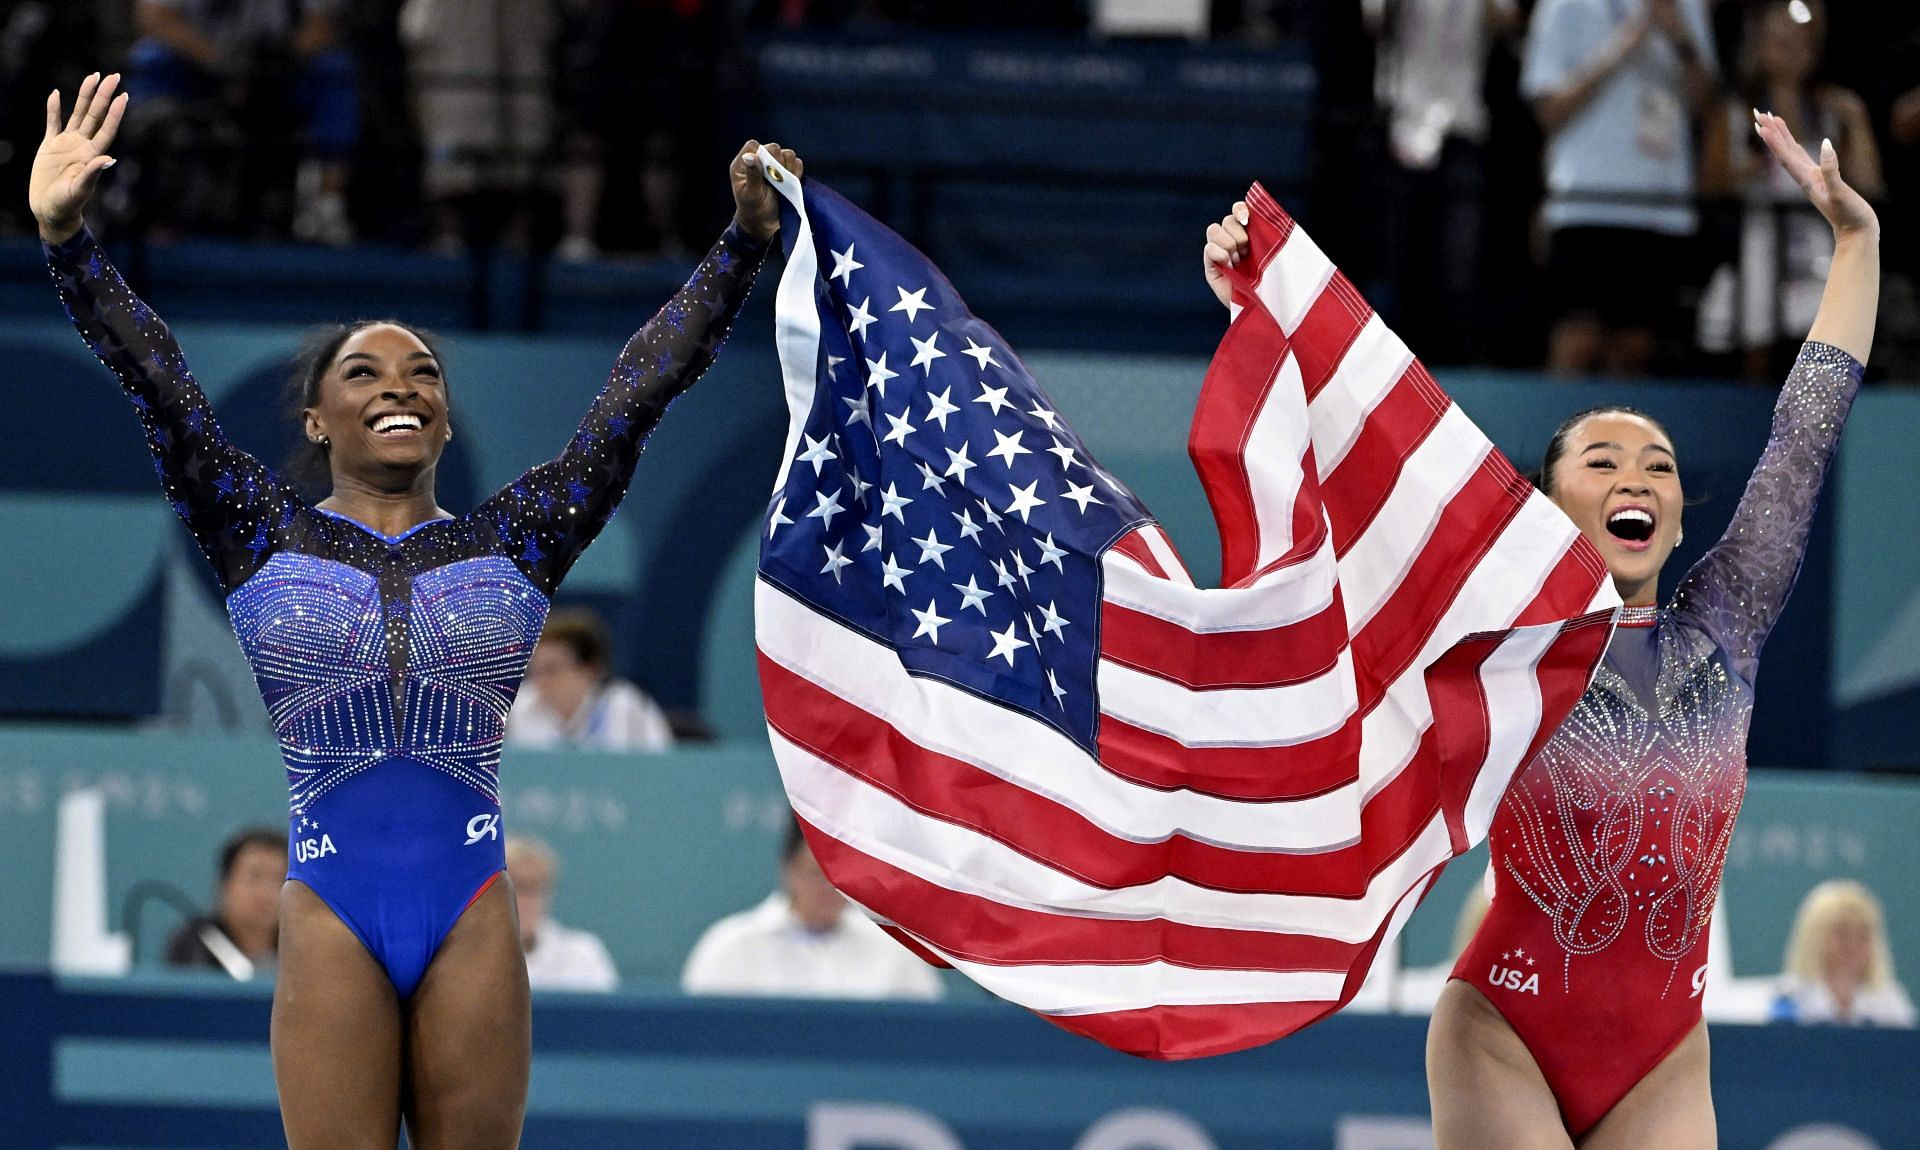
[0,971,1912,1150]
[1,727,1916,992]
[4,312,1920,767]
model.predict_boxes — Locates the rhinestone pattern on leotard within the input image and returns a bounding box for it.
[1487,341,1861,992]
[49,225,768,816]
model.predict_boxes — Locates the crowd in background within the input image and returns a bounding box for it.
[3,1,1920,377]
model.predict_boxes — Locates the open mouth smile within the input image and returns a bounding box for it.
[1605,504,1656,552]
[368,412,426,438]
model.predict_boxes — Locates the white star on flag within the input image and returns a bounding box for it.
[943,442,977,484]
[819,540,851,583]
[974,381,1013,416]
[806,488,845,529]
[880,483,914,522]
[1004,480,1046,523]
[952,507,983,542]
[1062,480,1102,513]
[1035,533,1067,572]
[861,522,884,552]
[1028,405,1060,431]
[987,429,1031,468]
[890,285,934,323]
[881,553,911,593]
[1038,600,1070,638]
[848,297,877,339]
[796,433,836,475]
[924,387,960,431]
[842,395,873,430]
[882,411,916,447]
[987,621,1029,666]
[829,243,863,286]
[916,461,948,494]
[910,331,946,374]
[911,599,951,642]
[865,352,898,397]
[767,496,792,539]
[912,527,953,570]
[961,335,1000,370]
[1046,438,1081,471]
[952,575,994,614]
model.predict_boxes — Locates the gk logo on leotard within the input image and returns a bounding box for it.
[1690,963,1709,998]
[465,813,500,845]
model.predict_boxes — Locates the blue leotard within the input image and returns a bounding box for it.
[48,224,768,996]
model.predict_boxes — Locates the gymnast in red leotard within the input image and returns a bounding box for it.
[1418,113,1880,1148]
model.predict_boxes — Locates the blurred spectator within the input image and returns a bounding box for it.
[681,820,944,1000]
[506,836,620,991]
[126,0,358,243]
[507,608,675,752]
[1524,0,1717,375]
[1772,879,1916,1027]
[0,4,117,236]
[400,0,556,252]
[164,827,286,977]
[1364,0,1522,363]
[1698,0,1883,376]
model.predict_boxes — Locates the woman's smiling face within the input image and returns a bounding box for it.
[302,323,450,486]
[1546,412,1684,604]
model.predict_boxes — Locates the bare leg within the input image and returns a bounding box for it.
[403,876,531,1150]
[1428,981,1576,1150]
[273,880,404,1150]
[1547,317,1605,376]
[1578,1022,1714,1150]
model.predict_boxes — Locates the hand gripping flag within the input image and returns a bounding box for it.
[753,154,1620,1059]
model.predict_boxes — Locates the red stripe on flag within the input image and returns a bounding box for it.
[1110,531,1171,580]
[801,820,1368,973]
[1094,713,1363,801]
[1186,304,1291,588]
[1099,592,1349,690]
[766,651,1492,898]
[1291,273,1371,402]
[1321,364,1451,558]
[1347,456,1527,708]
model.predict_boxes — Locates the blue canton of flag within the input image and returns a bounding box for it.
[757,178,1151,751]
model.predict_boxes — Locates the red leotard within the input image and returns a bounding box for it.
[1450,342,1862,1135]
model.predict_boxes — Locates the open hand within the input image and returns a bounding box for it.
[1203,201,1251,309]
[29,73,128,245]
[1754,109,1878,239]
[731,140,803,243]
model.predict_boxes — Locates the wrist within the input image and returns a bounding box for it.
[730,212,776,246]
[37,216,83,246]
[1833,224,1880,249]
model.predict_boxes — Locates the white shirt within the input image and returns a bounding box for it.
[1522,0,1716,234]
[524,919,620,992]
[681,893,945,1001]
[1774,976,1918,1028]
[507,678,674,752]
[1370,0,1516,165]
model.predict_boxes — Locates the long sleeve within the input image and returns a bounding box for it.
[1669,341,1862,682]
[478,222,770,594]
[46,228,302,593]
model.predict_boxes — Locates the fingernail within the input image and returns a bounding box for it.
[102,158,115,168]
[1822,137,1835,158]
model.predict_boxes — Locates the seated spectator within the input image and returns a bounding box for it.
[681,820,943,1000]
[164,827,285,978]
[1698,0,1884,376]
[507,608,674,752]
[127,0,358,242]
[506,835,619,992]
[1773,879,1916,1027]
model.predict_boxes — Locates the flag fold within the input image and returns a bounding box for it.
[753,155,1619,1059]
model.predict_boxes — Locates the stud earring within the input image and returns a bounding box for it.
[311,435,329,447]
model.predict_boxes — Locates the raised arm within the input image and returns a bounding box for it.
[1669,111,1877,679]
[33,75,297,592]
[480,142,803,594]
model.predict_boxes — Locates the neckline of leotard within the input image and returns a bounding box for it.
[316,506,455,544]
[1617,604,1660,628]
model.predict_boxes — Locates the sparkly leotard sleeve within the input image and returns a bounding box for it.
[1451,342,1862,1136]
[47,228,304,592]
[47,223,769,997]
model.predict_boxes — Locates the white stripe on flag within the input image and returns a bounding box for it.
[1308,314,1416,477]
[1100,535,1338,634]
[774,725,1460,942]
[1255,226,1335,335]
[765,148,822,497]
[1242,353,1314,571]
[940,950,1345,1015]
[758,578,1369,852]
[1462,622,1558,840]
[1097,648,1358,748]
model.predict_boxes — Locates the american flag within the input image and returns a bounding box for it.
[754,161,1619,1059]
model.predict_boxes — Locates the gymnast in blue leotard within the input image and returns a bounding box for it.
[30,71,804,1149]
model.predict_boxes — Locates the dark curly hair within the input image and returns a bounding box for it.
[282,319,447,494]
